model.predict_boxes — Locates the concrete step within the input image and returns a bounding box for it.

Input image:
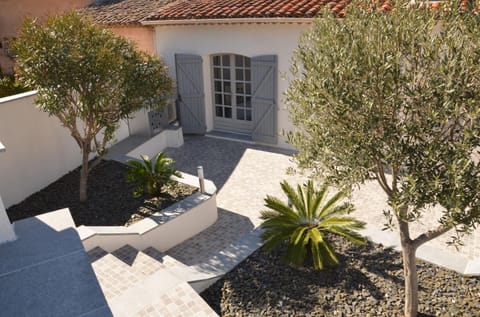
[88,247,144,300]
[88,245,218,317]
[109,274,218,317]
[164,228,264,293]
[1,209,111,317]
[89,245,193,301]
[142,246,190,271]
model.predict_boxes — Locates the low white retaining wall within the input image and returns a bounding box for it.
[126,125,183,160]
[78,172,217,252]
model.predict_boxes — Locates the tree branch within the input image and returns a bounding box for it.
[376,159,393,196]
[392,164,399,193]
[412,224,453,249]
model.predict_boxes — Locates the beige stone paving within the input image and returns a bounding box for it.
[89,246,174,301]
[89,245,218,317]
[212,140,479,261]
[93,135,480,316]
[133,283,217,317]
[89,249,143,300]
[215,148,305,227]
[352,180,480,260]
[166,136,479,263]
[166,208,254,266]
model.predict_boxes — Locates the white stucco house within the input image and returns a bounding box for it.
[85,0,380,148]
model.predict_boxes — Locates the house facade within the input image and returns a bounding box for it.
[141,0,347,147]
[149,21,310,147]
[84,0,356,147]
[144,0,394,147]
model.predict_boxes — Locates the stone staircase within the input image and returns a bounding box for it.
[88,245,218,317]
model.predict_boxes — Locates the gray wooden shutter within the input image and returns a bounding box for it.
[175,54,206,134]
[251,55,277,144]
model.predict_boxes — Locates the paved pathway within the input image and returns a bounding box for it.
[164,135,479,273]
[165,136,303,227]
[163,136,304,265]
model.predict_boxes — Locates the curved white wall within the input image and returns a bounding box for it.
[154,22,310,148]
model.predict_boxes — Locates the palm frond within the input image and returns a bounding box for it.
[311,182,328,218]
[327,226,367,245]
[125,152,179,197]
[263,195,299,219]
[318,190,348,218]
[320,216,366,229]
[259,180,365,270]
[319,239,340,266]
[280,180,305,215]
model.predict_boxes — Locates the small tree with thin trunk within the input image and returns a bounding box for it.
[286,1,480,316]
[13,12,173,202]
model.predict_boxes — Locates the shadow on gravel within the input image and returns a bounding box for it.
[202,240,392,316]
[7,160,196,226]
[346,243,405,286]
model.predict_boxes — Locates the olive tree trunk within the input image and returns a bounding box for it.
[401,241,419,316]
[79,145,90,202]
[398,215,419,317]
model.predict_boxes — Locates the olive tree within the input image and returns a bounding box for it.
[13,13,173,202]
[286,2,480,316]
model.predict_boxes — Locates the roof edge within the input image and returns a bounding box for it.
[141,17,314,26]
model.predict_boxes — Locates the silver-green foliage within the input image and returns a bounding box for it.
[12,12,173,201]
[260,180,365,270]
[126,153,181,197]
[285,1,480,315]
[286,1,480,236]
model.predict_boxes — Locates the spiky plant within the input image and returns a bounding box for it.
[260,180,366,269]
[126,152,181,197]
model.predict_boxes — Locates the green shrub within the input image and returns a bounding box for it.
[0,71,29,98]
[126,153,181,197]
[260,180,366,269]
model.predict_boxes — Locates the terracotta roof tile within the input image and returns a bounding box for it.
[82,0,463,26]
[144,0,354,21]
[80,0,176,25]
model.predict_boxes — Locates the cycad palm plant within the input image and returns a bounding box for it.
[260,180,366,269]
[126,152,181,197]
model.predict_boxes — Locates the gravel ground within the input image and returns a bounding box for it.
[201,235,480,317]
[7,160,196,226]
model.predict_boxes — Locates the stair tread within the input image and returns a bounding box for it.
[131,282,218,317]
[142,247,189,270]
[91,253,142,300]
[88,245,193,303]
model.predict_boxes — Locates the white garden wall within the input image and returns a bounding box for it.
[154,22,310,148]
[0,91,129,208]
[78,173,217,253]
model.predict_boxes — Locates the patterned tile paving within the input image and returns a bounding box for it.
[143,247,187,270]
[89,250,142,300]
[88,245,218,316]
[112,245,165,278]
[165,136,480,263]
[133,283,217,317]
[166,208,254,266]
